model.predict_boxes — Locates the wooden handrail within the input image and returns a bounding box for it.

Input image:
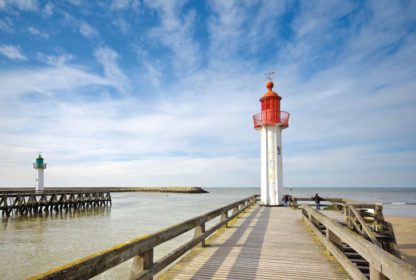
[348,205,382,247]
[302,205,416,280]
[29,195,257,280]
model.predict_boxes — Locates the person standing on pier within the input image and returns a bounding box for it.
[312,193,322,210]
[282,194,289,207]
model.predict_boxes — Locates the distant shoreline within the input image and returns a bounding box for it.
[0,186,209,194]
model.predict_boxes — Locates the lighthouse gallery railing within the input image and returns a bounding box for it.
[253,110,290,128]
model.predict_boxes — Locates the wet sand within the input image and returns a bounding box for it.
[386,216,416,267]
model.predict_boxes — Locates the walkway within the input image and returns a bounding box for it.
[161,206,350,279]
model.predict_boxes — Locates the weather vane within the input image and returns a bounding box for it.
[265,71,276,82]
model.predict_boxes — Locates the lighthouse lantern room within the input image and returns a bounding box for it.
[253,81,290,206]
[33,154,47,192]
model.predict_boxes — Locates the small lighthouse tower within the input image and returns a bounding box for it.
[33,154,47,192]
[253,81,290,206]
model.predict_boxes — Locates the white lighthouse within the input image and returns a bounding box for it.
[33,154,47,192]
[253,81,290,206]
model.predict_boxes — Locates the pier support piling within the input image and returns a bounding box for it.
[0,191,111,217]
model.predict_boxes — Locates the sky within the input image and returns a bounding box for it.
[0,0,415,188]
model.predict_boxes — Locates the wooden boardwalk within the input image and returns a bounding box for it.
[161,206,350,280]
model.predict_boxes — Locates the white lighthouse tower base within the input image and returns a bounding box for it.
[260,125,283,206]
[36,169,45,192]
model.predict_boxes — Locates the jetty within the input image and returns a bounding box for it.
[0,187,206,217]
[0,191,111,217]
[0,186,208,194]
[28,195,416,280]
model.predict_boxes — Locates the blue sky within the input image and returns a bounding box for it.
[0,0,415,188]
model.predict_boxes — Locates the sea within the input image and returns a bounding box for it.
[1,187,415,279]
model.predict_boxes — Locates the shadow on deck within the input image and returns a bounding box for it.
[161,206,349,280]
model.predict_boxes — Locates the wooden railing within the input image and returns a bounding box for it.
[29,195,257,280]
[291,195,402,258]
[287,196,343,208]
[302,205,416,280]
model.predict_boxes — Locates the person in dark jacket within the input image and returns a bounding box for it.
[282,194,289,207]
[312,193,322,210]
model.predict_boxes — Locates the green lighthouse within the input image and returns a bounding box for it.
[33,153,47,192]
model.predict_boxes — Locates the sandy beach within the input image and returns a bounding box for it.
[386,216,416,267]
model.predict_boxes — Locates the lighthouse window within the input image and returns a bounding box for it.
[277,146,281,155]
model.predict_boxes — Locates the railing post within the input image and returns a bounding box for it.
[232,206,239,218]
[130,249,154,280]
[374,204,384,231]
[248,198,253,208]
[220,211,228,227]
[326,229,342,256]
[194,222,206,247]
[345,205,350,227]
[370,262,387,280]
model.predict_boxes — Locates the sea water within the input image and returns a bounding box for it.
[0,187,415,279]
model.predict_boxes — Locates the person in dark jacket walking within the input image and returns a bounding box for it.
[312,193,322,210]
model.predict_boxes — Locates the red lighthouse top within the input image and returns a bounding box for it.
[261,81,281,100]
[253,81,290,129]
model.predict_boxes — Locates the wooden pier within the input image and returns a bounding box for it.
[0,191,111,217]
[162,206,349,279]
[28,195,416,280]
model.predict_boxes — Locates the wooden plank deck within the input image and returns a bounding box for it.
[161,206,350,279]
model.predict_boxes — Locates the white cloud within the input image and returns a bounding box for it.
[112,17,130,33]
[68,0,82,6]
[110,0,139,11]
[143,0,200,74]
[285,146,416,188]
[0,18,14,33]
[43,3,54,16]
[0,0,38,11]
[27,26,49,39]
[94,46,130,93]
[0,64,109,97]
[79,21,98,38]
[60,12,99,39]
[207,1,251,59]
[37,53,74,65]
[0,84,259,187]
[0,44,27,61]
